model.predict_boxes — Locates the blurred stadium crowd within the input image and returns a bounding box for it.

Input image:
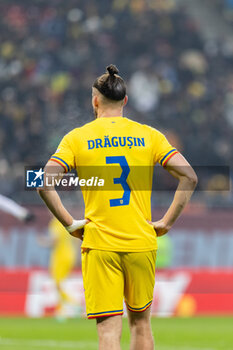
[0,0,232,203]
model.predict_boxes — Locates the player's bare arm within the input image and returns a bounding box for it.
[37,160,88,240]
[150,153,198,237]
[0,194,35,222]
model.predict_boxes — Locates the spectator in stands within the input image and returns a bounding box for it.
[0,0,232,205]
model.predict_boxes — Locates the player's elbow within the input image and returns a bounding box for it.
[186,170,198,188]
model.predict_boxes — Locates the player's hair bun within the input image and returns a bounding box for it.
[93,64,126,101]
[106,64,119,76]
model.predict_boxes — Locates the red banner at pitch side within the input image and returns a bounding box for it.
[0,269,233,317]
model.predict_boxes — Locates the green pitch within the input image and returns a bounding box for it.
[0,317,232,350]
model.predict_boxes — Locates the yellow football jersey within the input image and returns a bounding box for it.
[50,117,178,252]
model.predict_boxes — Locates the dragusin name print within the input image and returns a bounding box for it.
[87,136,145,150]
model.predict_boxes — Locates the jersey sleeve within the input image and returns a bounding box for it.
[151,129,179,166]
[50,133,75,172]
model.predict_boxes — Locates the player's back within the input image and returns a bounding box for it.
[51,116,177,252]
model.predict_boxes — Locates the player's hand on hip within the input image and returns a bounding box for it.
[148,219,171,237]
[65,218,90,240]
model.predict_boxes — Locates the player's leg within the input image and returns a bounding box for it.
[81,249,124,349]
[50,252,76,317]
[123,250,156,350]
[57,252,76,303]
[97,315,122,350]
[127,307,154,350]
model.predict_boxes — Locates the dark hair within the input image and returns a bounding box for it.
[93,64,126,101]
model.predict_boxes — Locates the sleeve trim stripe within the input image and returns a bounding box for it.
[163,151,179,167]
[50,156,70,172]
[160,149,177,166]
[50,158,68,172]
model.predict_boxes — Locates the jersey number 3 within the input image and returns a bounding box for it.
[106,156,131,207]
